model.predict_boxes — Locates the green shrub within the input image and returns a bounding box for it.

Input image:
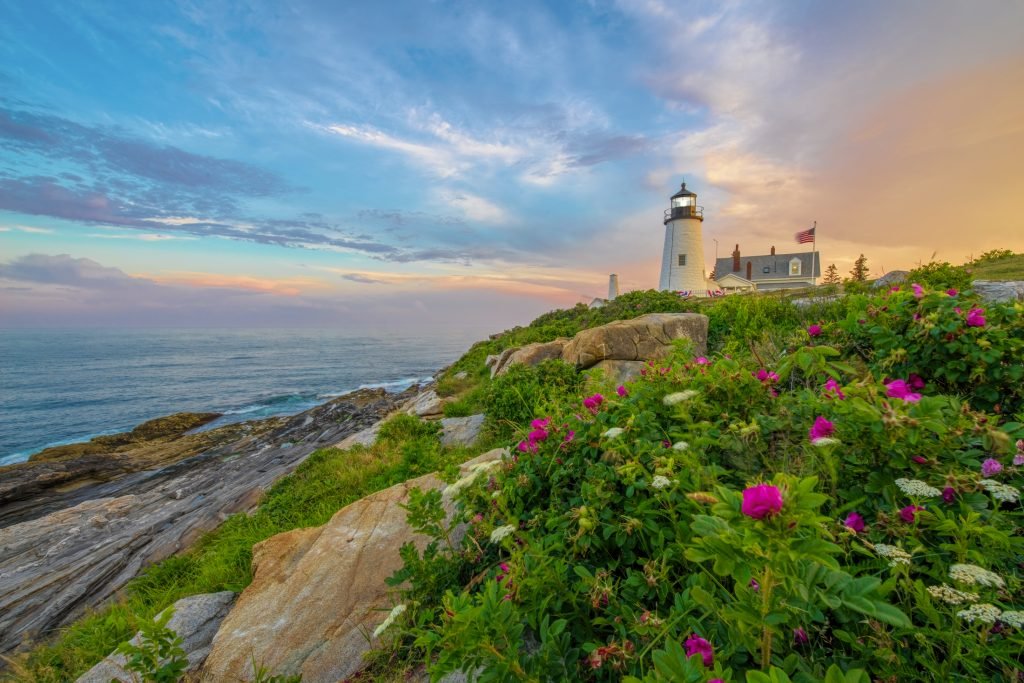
[483,360,584,441]
[905,261,972,291]
[377,413,441,445]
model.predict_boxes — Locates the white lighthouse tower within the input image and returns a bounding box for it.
[658,181,708,294]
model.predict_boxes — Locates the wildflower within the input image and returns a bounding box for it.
[886,379,922,403]
[372,604,407,638]
[812,437,840,447]
[895,478,942,498]
[616,385,628,397]
[874,544,912,567]
[1014,453,1024,466]
[942,486,957,504]
[979,479,1020,503]
[957,603,1001,625]
[927,584,979,605]
[583,393,604,413]
[563,430,575,443]
[530,417,550,429]
[695,356,710,365]
[965,307,986,327]
[664,390,698,405]
[741,483,784,519]
[672,441,689,451]
[793,627,809,646]
[899,504,924,523]
[908,373,926,390]
[651,475,672,490]
[843,512,866,533]
[807,324,822,337]
[1000,611,1024,628]
[947,288,958,297]
[911,455,928,465]
[808,416,835,444]
[889,285,900,293]
[949,563,1005,588]
[823,378,846,399]
[683,634,714,667]
[602,427,624,439]
[517,440,536,454]
[753,368,779,383]
[489,524,516,543]
[981,458,1002,477]
[749,578,760,591]
[528,427,548,443]
[912,283,924,298]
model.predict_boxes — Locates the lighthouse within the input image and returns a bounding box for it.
[658,181,708,294]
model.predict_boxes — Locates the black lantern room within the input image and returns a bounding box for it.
[664,181,703,224]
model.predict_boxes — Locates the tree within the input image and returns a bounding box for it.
[849,254,869,282]
[823,263,840,285]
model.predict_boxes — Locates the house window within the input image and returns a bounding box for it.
[789,258,802,276]
[762,266,770,274]
[678,254,686,266]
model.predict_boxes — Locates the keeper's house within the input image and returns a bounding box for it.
[713,244,821,292]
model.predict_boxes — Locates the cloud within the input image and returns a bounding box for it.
[438,190,509,223]
[0,253,140,289]
[339,273,387,284]
[0,224,52,234]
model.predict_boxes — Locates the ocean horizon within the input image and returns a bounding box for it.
[0,326,491,466]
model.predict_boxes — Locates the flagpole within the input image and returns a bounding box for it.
[811,221,817,287]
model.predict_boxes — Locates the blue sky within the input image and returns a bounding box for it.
[2,0,1023,328]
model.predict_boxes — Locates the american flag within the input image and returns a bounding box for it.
[795,226,815,244]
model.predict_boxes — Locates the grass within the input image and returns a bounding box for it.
[6,417,472,682]
[968,253,1024,281]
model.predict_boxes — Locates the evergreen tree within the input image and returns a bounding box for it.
[849,254,869,282]
[823,263,840,284]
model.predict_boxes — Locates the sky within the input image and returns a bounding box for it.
[1,0,1023,330]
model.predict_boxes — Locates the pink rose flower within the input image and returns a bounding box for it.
[683,634,714,667]
[741,483,784,519]
[946,288,958,297]
[793,627,809,646]
[912,283,924,298]
[942,487,956,504]
[981,458,1002,477]
[843,512,865,533]
[583,393,604,413]
[807,324,822,337]
[965,308,986,327]
[695,356,710,365]
[899,504,924,523]
[530,417,551,429]
[886,379,922,403]
[808,416,835,443]
[823,378,845,399]
[616,385,628,397]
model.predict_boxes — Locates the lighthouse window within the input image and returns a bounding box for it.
[678,254,687,266]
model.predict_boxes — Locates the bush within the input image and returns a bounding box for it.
[483,360,584,441]
[904,261,972,291]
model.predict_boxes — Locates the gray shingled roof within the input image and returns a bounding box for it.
[714,251,822,281]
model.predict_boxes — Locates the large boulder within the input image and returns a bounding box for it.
[403,389,445,418]
[872,271,908,289]
[973,280,1024,303]
[201,449,506,683]
[77,592,235,682]
[492,339,569,377]
[588,360,647,385]
[440,414,485,448]
[560,313,708,369]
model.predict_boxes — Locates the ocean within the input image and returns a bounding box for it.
[0,327,488,466]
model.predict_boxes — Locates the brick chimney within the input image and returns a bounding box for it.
[770,245,775,255]
[732,244,741,272]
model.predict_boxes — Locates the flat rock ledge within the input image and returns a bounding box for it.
[77,591,235,683]
[201,448,506,683]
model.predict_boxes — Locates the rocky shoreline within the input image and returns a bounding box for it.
[0,386,416,656]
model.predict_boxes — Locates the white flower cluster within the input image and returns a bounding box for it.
[602,427,625,439]
[949,563,1005,588]
[926,584,979,605]
[663,390,698,406]
[979,479,1021,503]
[651,475,673,490]
[1001,611,1024,628]
[372,603,407,638]
[672,441,689,451]
[895,478,942,498]
[956,603,1002,625]
[812,437,840,447]
[489,524,516,543]
[447,459,502,495]
[874,544,912,567]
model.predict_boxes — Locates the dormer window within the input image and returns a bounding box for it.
[789,258,802,276]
